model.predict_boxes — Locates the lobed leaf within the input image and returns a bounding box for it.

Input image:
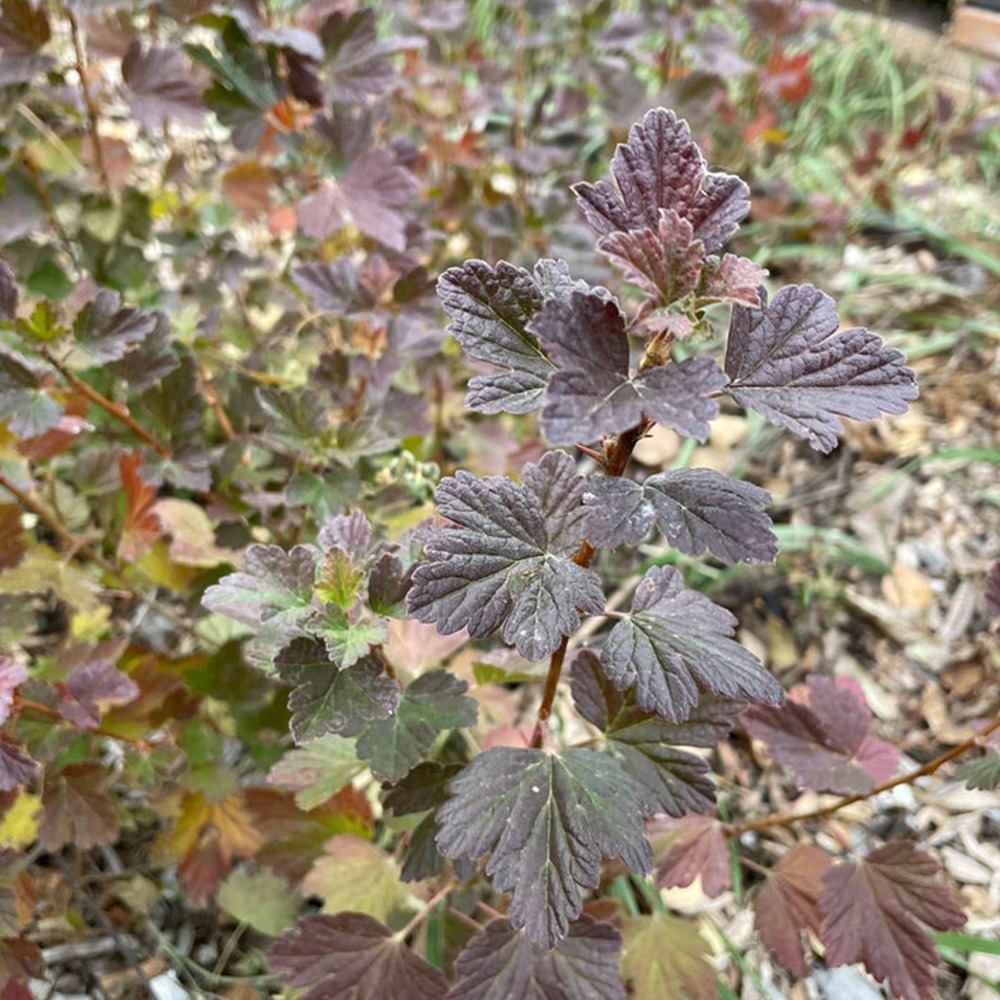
[954,753,1000,791]
[654,814,730,897]
[620,912,716,1000]
[601,565,782,722]
[572,650,742,817]
[407,466,604,660]
[122,41,205,129]
[573,107,749,253]
[72,289,159,365]
[583,468,775,563]
[37,762,118,851]
[267,912,447,1000]
[447,916,624,1000]
[532,290,724,444]
[276,638,398,745]
[436,746,651,948]
[0,742,36,793]
[819,841,965,1000]
[742,675,897,795]
[725,285,918,453]
[202,543,317,638]
[753,845,831,976]
[0,349,63,439]
[355,671,477,783]
[437,259,554,414]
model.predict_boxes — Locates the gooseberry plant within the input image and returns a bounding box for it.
[204,109,1000,1000]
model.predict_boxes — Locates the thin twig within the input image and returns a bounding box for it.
[396,882,454,941]
[0,471,116,573]
[727,713,1000,837]
[39,347,171,457]
[65,7,111,196]
[530,416,653,748]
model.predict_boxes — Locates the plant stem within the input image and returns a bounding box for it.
[727,712,1000,837]
[396,882,454,941]
[530,416,653,747]
[0,471,117,574]
[39,347,171,457]
[65,7,111,196]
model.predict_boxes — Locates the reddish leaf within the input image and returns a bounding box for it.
[743,675,898,795]
[59,656,139,729]
[654,814,730,898]
[267,912,448,1000]
[819,841,965,1000]
[117,453,161,561]
[0,937,40,991]
[38,763,118,851]
[700,254,766,307]
[246,786,373,883]
[753,845,832,975]
[763,49,812,104]
[0,744,35,794]
[222,160,275,219]
[177,827,228,905]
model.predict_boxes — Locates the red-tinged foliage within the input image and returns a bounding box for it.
[0,509,24,572]
[753,845,832,976]
[654,814,731,898]
[117,452,161,561]
[819,841,965,1000]
[37,763,119,852]
[743,675,897,795]
[762,49,812,104]
[267,912,448,1000]
[58,656,139,729]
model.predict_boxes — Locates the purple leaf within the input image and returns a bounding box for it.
[292,259,358,314]
[742,675,898,795]
[572,650,743,817]
[533,291,724,444]
[819,842,965,1000]
[596,209,704,305]
[407,469,604,660]
[436,747,651,948]
[573,107,749,252]
[122,41,205,129]
[725,285,918,453]
[73,289,159,365]
[59,657,139,729]
[437,260,554,414]
[520,449,589,555]
[0,740,36,792]
[0,349,63,438]
[267,912,447,1000]
[297,149,418,251]
[584,468,776,563]
[318,509,372,560]
[601,565,782,722]
[447,916,625,1000]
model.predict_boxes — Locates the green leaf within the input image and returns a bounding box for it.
[356,671,477,782]
[267,736,365,811]
[620,913,716,1000]
[312,605,388,668]
[218,868,301,936]
[26,260,72,299]
[301,834,404,921]
[315,548,362,609]
[275,638,398,745]
[437,746,651,948]
[954,754,1000,791]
